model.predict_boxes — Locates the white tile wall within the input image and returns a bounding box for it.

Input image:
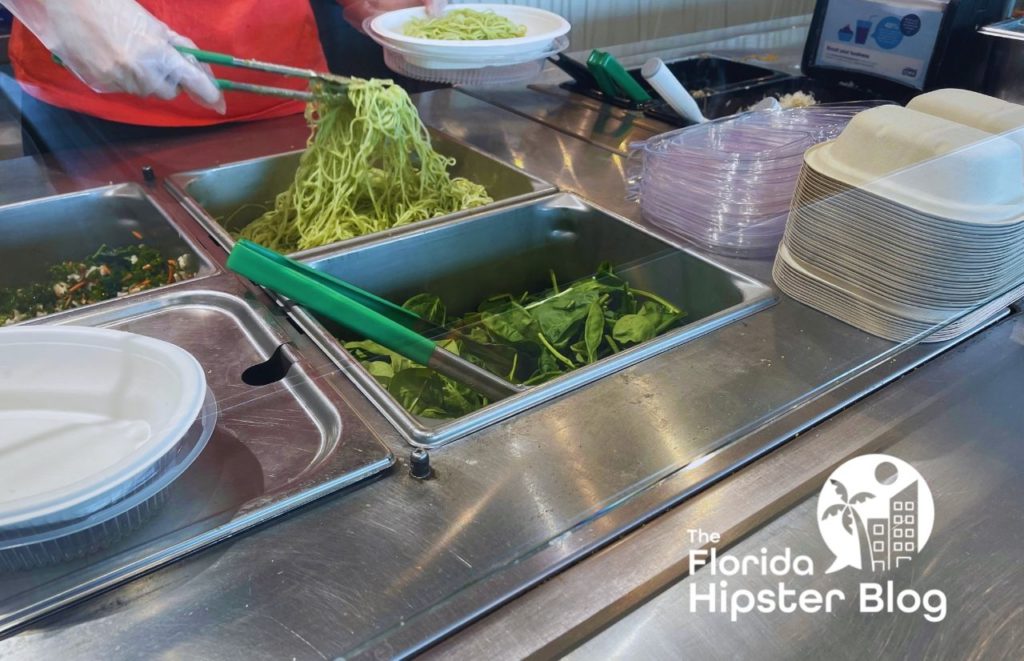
[458,0,815,49]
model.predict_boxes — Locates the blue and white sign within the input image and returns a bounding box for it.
[814,0,947,89]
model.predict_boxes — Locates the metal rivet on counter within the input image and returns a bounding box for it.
[141,166,156,183]
[410,448,432,480]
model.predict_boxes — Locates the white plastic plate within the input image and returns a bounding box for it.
[370,4,571,69]
[0,327,207,530]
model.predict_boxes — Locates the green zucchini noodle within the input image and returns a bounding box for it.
[239,79,493,252]
[403,8,527,40]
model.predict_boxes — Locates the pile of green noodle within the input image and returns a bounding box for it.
[403,8,527,40]
[238,79,493,252]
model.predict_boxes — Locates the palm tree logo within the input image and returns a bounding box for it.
[821,478,875,570]
[818,455,935,573]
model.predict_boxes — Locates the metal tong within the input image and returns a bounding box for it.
[53,45,348,101]
[177,46,352,101]
[227,240,522,402]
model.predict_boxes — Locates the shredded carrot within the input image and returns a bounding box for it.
[131,230,143,240]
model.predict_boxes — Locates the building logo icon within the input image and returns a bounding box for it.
[817,454,935,574]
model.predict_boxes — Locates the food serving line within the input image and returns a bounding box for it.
[1,46,1022,659]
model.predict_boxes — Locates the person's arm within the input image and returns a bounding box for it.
[4,0,224,112]
[338,0,446,31]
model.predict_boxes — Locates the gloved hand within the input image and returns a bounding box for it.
[5,0,225,113]
[339,0,447,32]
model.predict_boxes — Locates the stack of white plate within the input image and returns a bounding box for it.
[0,327,216,570]
[774,100,1024,343]
[366,4,570,85]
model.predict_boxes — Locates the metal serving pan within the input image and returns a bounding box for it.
[0,275,394,635]
[294,193,776,448]
[165,129,556,261]
[0,182,215,302]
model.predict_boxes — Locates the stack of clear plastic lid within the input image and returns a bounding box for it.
[628,103,886,258]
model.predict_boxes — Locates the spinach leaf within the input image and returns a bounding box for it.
[403,293,447,326]
[612,301,669,345]
[481,302,539,345]
[388,367,439,415]
[365,360,395,384]
[584,301,604,363]
[344,339,415,374]
[440,378,486,418]
[536,347,563,376]
[531,292,594,347]
[345,264,687,420]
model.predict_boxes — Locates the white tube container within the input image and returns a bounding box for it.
[642,57,707,124]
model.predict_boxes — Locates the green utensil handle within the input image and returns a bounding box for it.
[51,51,314,101]
[175,45,349,88]
[586,50,620,98]
[596,52,652,103]
[53,46,235,68]
[227,242,437,366]
[176,45,237,67]
[236,240,426,331]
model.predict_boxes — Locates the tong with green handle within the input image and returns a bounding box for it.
[53,45,350,101]
[227,240,522,402]
[586,50,652,104]
[177,46,352,101]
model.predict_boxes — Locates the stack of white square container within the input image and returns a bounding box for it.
[774,90,1024,343]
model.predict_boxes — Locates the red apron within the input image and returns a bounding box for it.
[9,0,328,127]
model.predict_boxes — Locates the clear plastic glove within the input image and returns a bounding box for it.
[5,0,225,113]
[339,0,443,32]
[425,0,448,18]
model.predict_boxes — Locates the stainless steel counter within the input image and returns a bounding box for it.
[573,311,1024,660]
[434,309,1024,660]
[0,83,1020,660]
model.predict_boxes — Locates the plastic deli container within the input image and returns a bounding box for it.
[0,327,215,570]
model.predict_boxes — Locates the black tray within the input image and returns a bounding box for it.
[643,76,909,127]
[560,54,788,111]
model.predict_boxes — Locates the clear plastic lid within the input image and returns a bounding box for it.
[628,103,889,257]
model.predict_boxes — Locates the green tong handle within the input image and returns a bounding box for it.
[175,46,237,68]
[586,50,620,98]
[227,240,437,366]
[228,240,521,401]
[176,46,350,87]
[587,50,652,104]
[237,240,425,331]
[51,50,315,101]
[238,242,519,374]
